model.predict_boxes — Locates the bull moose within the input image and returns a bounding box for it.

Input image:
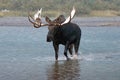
[28,7,81,60]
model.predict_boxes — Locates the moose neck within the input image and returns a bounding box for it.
[53,26,63,42]
[54,26,62,36]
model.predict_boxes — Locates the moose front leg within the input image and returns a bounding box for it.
[53,42,59,61]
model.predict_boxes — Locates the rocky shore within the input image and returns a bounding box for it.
[0,17,120,27]
[0,17,30,26]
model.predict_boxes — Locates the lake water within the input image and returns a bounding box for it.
[0,26,120,80]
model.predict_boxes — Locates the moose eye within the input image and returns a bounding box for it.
[53,20,57,23]
[57,18,60,21]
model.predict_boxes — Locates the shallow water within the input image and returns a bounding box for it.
[0,26,120,80]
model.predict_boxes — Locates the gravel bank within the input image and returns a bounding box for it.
[0,17,120,27]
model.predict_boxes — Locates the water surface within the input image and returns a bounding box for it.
[0,26,120,80]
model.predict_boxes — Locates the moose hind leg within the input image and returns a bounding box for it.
[64,42,70,60]
[73,40,80,59]
[68,44,73,57]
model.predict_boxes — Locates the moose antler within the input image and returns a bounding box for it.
[61,6,76,25]
[28,7,76,27]
[28,8,49,28]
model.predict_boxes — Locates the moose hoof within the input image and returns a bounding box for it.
[67,57,71,61]
[73,54,78,60]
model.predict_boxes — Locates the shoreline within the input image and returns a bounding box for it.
[0,17,120,27]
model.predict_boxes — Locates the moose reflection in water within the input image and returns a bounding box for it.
[47,60,80,80]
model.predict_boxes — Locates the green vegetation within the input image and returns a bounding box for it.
[0,0,120,17]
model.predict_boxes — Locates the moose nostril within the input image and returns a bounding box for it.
[47,37,52,42]
[47,35,53,42]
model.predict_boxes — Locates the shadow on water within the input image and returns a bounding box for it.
[47,60,81,80]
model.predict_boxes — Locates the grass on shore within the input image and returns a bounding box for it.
[0,10,120,17]
[0,11,27,17]
[0,10,63,17]
[90,10,120,17]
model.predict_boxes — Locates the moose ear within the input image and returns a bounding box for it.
[45,16,52,23]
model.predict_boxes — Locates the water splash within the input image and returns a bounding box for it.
[80,52,120,61]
